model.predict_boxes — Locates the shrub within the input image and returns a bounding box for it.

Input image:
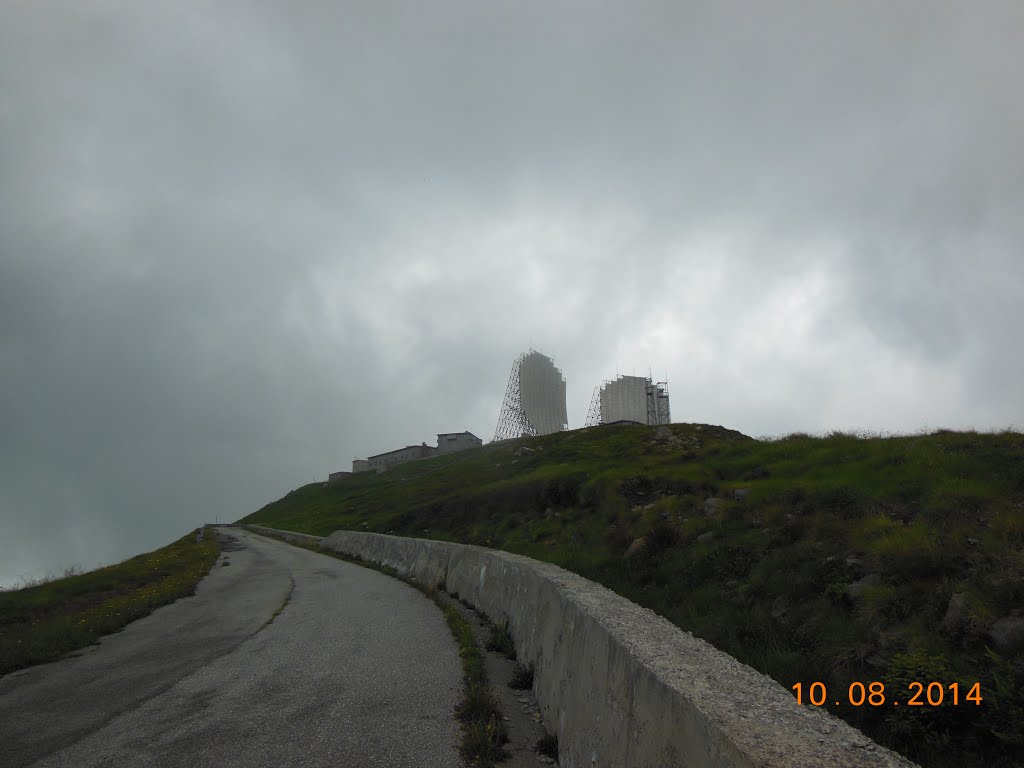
[864,521,944,578]
[456,683,498,723]
[810,486,866,518]
[509,662,534,690]
[646,521,681,555]
[857,583,900,628]
[486,620,516,660]
[882,649,963,757]
[461,713,509,764]
[981,649,1024,748]
[536,733,558,760]
[989,511,1024,545]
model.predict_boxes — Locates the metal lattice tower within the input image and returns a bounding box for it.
[652,381,671,424]
[646,382,659,425]
[493,350,568,440]
[584,385,602,427]
[493,354,535,441]
[644,380,671,425]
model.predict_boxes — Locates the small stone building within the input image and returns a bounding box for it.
[366,442,437,472]
[349,431,483,475]
[436,431,483,455]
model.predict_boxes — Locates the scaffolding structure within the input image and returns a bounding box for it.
[648,380,671,425]
[493,350,568,441]
[584,386,602,428]
[584,375,671,427]
[493,356,532,441]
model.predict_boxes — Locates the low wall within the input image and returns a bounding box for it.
[249,527,323,549]
[248,525,916,768]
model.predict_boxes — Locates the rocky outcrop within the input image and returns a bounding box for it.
[846,573,882,600]
[988,613,1024,654]
[623,537,647,558]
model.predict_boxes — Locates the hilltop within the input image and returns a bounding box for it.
[240,423,1024,768]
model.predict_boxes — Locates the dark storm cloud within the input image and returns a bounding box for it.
[2,0,1022,585]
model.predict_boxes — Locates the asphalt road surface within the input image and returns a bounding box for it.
[0,528,463,768]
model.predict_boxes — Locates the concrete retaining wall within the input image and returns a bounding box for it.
[248,525,916,768]
[250,527,323,549]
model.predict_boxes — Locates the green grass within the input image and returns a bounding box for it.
[241,423,1024,768]
[0,529,220,676]
[448,603,509,766]
[485,620,516,660]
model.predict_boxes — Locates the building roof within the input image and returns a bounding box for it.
[367,443,435,461]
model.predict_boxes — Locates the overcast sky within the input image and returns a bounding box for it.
[2,1,1022,587]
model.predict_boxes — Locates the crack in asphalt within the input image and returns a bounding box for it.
[260,575,296,631]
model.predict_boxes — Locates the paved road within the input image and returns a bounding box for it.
[0,528,462,768]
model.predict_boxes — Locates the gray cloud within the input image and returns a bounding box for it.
[2,0,1022,585]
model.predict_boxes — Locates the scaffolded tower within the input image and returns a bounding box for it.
[493,350,569,441]
[584,375,671,427]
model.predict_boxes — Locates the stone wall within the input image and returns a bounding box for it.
[247,525,917,768]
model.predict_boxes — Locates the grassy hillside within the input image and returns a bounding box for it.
[241,423,1024,767]
[0,529,220,675]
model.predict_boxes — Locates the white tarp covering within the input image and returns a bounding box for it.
[600,375,650,424]
[519,351,568,435]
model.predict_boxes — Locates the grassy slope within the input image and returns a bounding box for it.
[240,423,1024,767]
[0,530,220,676]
